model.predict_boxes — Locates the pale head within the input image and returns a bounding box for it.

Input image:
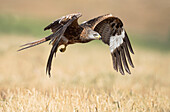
[80,27,101,41]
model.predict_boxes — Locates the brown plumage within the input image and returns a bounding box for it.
[18,13,134,77]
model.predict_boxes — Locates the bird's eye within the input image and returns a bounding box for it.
[93,34,98,37]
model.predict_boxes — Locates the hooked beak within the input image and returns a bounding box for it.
[95,34,102,40]
[88,34,101,40]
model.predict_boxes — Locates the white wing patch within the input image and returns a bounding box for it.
[110,30,125,53]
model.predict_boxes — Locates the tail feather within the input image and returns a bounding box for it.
[18,35,51,51]
[18,40,46,51]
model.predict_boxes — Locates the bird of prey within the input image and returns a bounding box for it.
[18,13,134,77]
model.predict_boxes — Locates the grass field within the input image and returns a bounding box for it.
[0,35,169,111]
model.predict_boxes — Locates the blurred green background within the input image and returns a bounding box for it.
[0,0,170,52]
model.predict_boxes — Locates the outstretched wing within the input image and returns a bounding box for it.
[44,13,82,33]
[85,14,134,75]
[45,13,82,77]
[18,13,82,77]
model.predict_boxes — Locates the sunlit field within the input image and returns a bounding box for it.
[0,35,169,111]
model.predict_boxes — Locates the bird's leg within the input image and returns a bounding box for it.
[60,44,67,52]
[60,36,68,52]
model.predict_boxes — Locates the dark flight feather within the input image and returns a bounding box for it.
[111,53,118,72]
[120,44,131,74]
[44,19,61,32]
[124,32,134,54]
[124,41,134,68]
[116,49,125,75]
[46,15,80,76]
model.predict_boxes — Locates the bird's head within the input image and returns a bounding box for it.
[80,27,101,41]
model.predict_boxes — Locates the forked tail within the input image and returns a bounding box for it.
[18,35,53,51]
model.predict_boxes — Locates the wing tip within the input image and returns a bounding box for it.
[46,64,51,78]
[44,27,49,31]
[46,71,51,78]
[131,64,135,68]
[126,69,131,74]
[120,71,125,75]
[131,49,135,54]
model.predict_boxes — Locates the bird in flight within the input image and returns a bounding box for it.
[18,13,134,77]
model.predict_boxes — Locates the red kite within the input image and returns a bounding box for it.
[18,13,134,77]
